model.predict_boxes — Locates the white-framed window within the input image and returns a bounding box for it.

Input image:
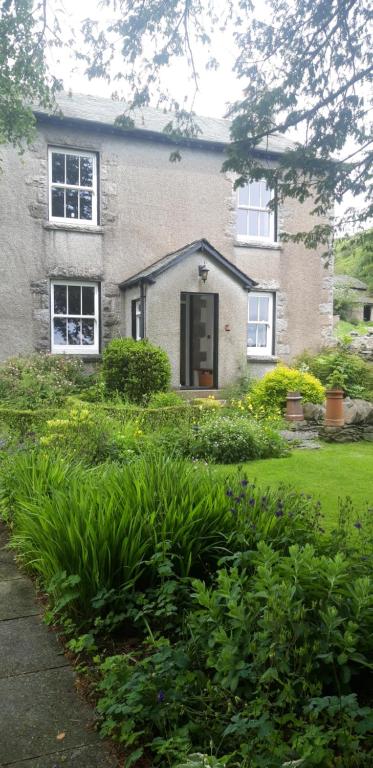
[132,299,142,340]
[236,180,275,242]
[51,281,99,354]
[48,148,98,225]
[247,292,274,356]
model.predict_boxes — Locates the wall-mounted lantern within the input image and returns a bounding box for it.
[198,263,209,283]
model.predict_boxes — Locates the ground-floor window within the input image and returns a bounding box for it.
[247,291,275,356]
[132,298,143,340]
[51,281,99,354]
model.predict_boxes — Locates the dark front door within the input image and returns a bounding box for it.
[180,292,218,387]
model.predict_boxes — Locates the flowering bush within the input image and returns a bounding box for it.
[179,414,287,463]
[39,407,143,464]
[247,365,325,415]
[0,354,85,408]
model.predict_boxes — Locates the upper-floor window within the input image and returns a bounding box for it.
[48,148,98,225]
[236,180,275,242]
[247,291,274,356]
[51,281,99,354]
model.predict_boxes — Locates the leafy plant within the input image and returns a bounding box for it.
[102,338,171,404]
[296,349,373,400]
[178,415,287,464]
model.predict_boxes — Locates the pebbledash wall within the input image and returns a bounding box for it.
[0,102,334,386]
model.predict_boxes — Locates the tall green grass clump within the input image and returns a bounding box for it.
[0,451,234,616]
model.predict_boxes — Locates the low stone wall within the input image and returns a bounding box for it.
[303,398,373,443]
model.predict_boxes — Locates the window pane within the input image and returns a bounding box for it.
[238,184,249,206]
[80,156,93,187]
[82,286,95,315]
[80,191,92,221]
[66,154,79,185]
[259,212,270,238]
[236,208,248,236]
[52,153,65,184]
[68,285,81,315]
[82,320,95,345]
[248,324,257,347]
[66,188,79,219]
[259,296,269,322]
[54,285,67,315]
[53,318,67,345]
[51,187,65,218]
[248,210,259,236]
[68,318,81,345]
[249,181,261,207]
[257,324,268,347]
[249,296,259,321]
[261,183,271,207]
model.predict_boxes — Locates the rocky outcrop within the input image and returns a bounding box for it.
[344,398,373,425]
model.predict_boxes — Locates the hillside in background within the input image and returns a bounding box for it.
[334,229,373,292]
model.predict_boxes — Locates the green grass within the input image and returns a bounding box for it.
[334,319,373,339]
[220,443,373,526]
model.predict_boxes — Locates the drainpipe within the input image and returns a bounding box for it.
[140,280,146,339]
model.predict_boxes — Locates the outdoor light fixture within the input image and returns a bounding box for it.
[198,263,209,283]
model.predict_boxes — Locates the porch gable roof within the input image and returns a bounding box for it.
[119,239,257,290]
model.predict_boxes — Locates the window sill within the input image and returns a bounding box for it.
[44,222,104,235]
[235,239,282,251]
[247,355,278,363]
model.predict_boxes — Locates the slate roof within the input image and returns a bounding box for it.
[33,91,296,155]
[333,274,368,291]
[119,239,257,289]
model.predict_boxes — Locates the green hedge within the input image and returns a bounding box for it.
[102,338,171,403]
[0,407,58,437]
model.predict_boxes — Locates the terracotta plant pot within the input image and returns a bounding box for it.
[199,370,214,387]
[285,391,304,422]
[325,388,345,427]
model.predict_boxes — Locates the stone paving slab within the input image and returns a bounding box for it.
[3,743,117,767]
[0,578,40,621]
[0,557,20,581]
[0,667,98,764]
[0,615,67,678]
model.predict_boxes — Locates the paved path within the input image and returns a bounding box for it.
[0,524,118,768]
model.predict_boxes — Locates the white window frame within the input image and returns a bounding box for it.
[236,180,275,243]
[135,299,142,341]
[51,281,99,355]
[48,147,98,226]
[247,291,274,357]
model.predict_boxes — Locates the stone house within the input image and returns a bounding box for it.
[0,92,333,389]
[333,275,373,323]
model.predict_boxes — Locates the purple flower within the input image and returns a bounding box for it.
[157,690,165,703]
[241,479,249,487]
[275,507,284,518]
[249,497,256,507]
[226,489,233,498]
[354,521,362,530]
[234,496,242,504]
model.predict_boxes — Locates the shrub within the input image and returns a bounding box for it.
[102,338,171,404]
[296,348,373,399]
[0,353,84,408]
[39,407,144,465]
[179,414,287,463]
[247,365,325,415]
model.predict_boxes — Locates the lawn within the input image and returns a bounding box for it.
[222,442,373,526]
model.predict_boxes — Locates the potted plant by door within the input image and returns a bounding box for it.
[199,370,214,387]
[325,370,345,427]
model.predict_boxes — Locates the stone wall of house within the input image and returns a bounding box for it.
[0,117,333,375]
